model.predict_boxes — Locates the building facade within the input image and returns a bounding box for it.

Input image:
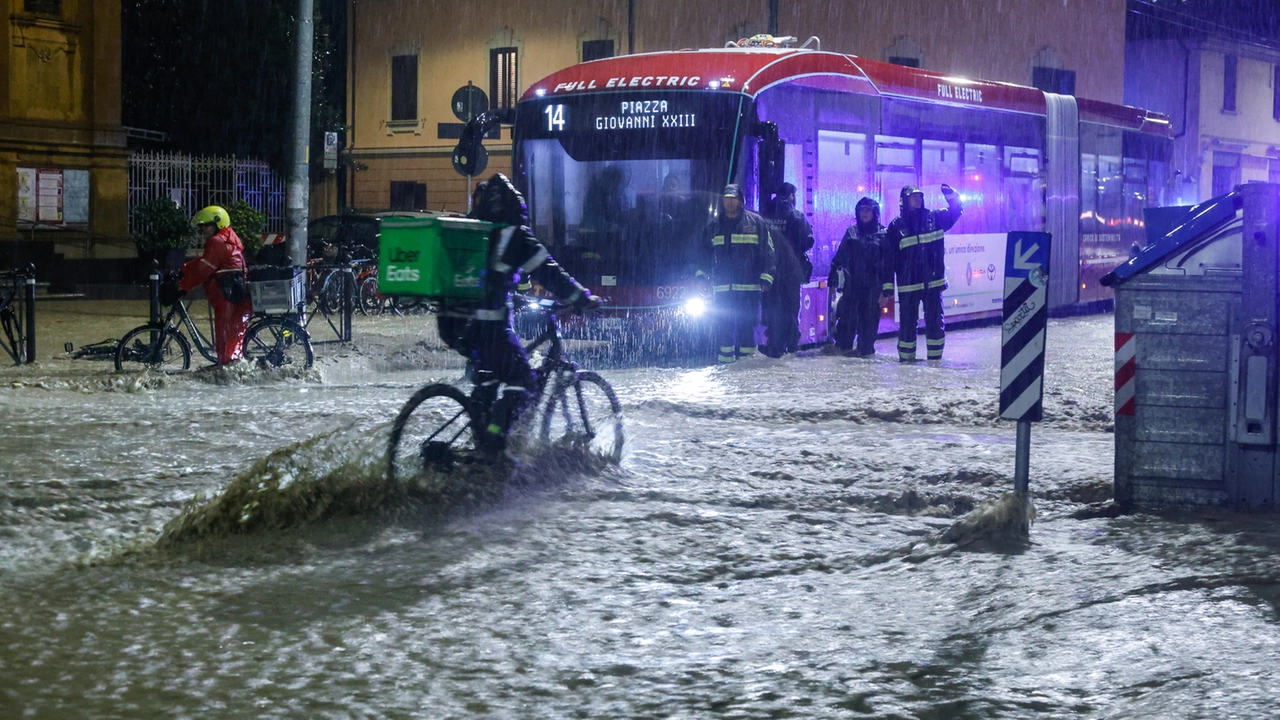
[1127,37,1280,206]
[1,0,128,267]
[348,0,1128,213]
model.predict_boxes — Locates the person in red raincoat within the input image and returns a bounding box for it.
[178,205,253,364]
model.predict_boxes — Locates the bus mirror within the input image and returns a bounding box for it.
[757,121,785,206]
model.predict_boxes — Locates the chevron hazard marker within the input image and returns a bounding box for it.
[1115,332,1136,416]
[1000,232,1052,422]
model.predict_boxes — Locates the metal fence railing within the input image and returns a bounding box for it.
[128,151,285,235]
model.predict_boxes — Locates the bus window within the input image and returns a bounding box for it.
[756,84,879,276]
[1005,146,1042,233]
[922,139,961,209]
[816,130,873,276]
[877,135,919,215]
[963,143,1002,232]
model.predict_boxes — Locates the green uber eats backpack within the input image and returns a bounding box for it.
[377,216,492,300]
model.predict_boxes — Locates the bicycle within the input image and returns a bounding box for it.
[387,295,623,487]
[0,267,32,366]
[114,273,314,372]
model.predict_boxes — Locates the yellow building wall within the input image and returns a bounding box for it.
[349,0,1127,213]
[0,0,128,262]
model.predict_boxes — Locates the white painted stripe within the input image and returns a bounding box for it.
[1000,329,1045,389]
[1115,379,1136,412]
[1000,376,1043,420]
[1001,284,1046,344]
[1115,336,1136,369]
[1004,277,1023,296]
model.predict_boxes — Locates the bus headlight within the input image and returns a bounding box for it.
[683,296,707,317]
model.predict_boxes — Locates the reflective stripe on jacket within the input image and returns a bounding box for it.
[884,196,962,293]
[697,209,777,290]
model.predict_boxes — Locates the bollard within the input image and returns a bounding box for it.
[23,263,35,364]
[342,261,354,342]
[149,259,161,324]
[1014,420,1031,495]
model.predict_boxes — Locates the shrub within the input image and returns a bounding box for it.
[132,198,192,253]
[228,201,267,257]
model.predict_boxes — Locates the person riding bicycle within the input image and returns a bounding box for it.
[437,173,599,452]
[175,205,253,365]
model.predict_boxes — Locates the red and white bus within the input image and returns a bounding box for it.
[510,43,1172,348]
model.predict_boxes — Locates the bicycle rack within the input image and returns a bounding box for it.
[303,260,354,345]
[0,263,37,365]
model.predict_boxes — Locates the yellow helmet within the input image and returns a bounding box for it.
[192,205,230,230]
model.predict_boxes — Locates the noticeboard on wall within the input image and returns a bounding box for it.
[17,167,90,225]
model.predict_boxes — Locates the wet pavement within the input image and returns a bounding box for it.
[1,302,1278,718]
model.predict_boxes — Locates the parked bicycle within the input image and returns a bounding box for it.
[387,295,623,486]
[114,272,313,372]
[0,267,33,366]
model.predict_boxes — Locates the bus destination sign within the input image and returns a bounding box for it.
[543,99,698,133]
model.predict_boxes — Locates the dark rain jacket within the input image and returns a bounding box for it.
[883,190,962,294]
[830,221,888,293]
[765,199,815,281]
[697,209,777,292]
[443,224,588,322]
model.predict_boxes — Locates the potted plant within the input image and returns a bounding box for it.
[133,197,193,272]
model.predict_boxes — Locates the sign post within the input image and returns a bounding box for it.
[450,82,490,207]
[999,231,1052,494]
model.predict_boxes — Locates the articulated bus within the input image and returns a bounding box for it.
[510,43,1173,351]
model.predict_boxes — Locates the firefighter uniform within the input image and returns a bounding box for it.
[829,197,888,356]
[762,184,814,356]
[884,185,962,361]
[698,185,776,364]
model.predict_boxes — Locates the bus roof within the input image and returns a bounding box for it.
[523,48,1172,137]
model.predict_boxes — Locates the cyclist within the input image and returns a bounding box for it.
[176,205,252,365]
[438,173,598,452]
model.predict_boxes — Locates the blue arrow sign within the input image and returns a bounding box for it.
[1000,231,1052,422]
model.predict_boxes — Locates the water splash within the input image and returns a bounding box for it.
[154,422,622,551]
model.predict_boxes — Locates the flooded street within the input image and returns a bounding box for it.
[2,304,1278,718]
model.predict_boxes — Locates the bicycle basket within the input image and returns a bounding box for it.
[378,216,491,300]
[248,266,305,313]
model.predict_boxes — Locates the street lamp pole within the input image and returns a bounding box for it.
[287,0,315,268]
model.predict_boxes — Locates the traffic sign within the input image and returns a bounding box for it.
[451,84,488,122]
[999,231,1052,422]
[323,131,338,170]
[452,143,487,177]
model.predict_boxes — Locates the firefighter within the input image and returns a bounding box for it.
[884,185,963,361]
[762,182,814,357]
[829,197,888,357]
[696,184,776,364]
[437,173,597,452]
[177,205,252,365]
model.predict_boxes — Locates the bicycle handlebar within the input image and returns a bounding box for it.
[513,293,605,314]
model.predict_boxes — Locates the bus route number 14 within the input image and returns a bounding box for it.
[544,104,566,132]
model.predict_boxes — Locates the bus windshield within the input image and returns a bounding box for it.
[515,92,746,287]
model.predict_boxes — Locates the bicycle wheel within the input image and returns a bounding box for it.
[538,370,624,463]
[388,384,480,485]
[242,318,313,369]
[114,324,191,373]
[358,275,387,315]
[318,270,345,316]
[1,305,24,364]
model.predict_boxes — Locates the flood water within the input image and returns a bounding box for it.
[2,304,1278,718]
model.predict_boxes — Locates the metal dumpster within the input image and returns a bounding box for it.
[1101,182,1280,510]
